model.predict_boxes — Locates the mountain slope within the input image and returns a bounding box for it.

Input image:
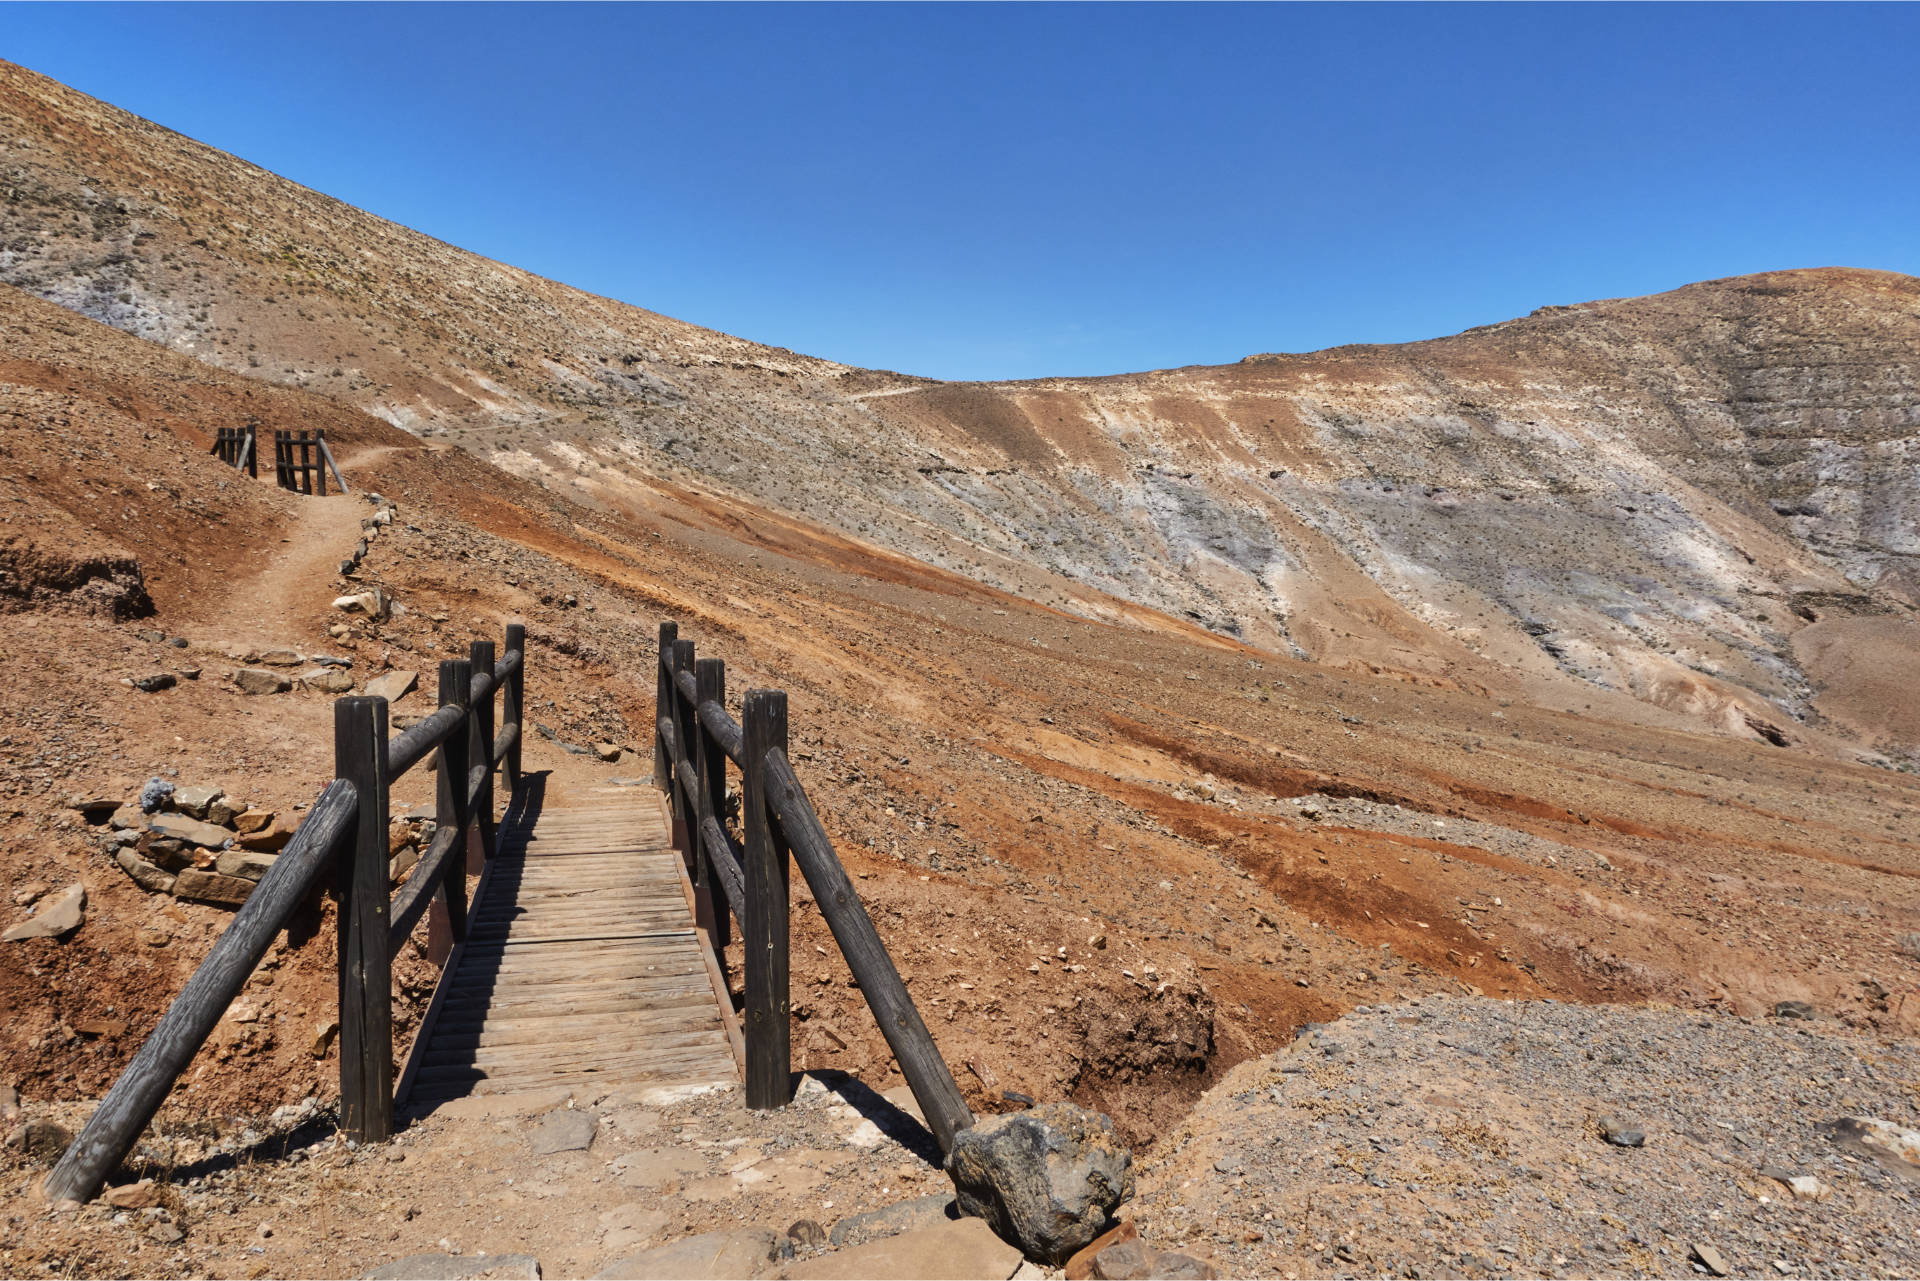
[3,60,1916,756]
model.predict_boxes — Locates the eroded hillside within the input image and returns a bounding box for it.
[3,61,1916,758]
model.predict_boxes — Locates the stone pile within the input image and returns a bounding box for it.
[77,778,293,909]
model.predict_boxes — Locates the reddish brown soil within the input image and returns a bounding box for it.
[1,280,1917,1221]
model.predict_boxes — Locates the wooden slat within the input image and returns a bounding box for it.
[400,798,736,1108]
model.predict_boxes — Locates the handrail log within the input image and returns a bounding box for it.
[387,822,463,957]
[386,704,465,782]
[697,699,744,766]
[674,666,698,705]
[492,648,523,683]
[491,721,519,767]
[761,748,974,1152]
[467,663,499,709]
[699,815,746,927]
[43,779,360,1203]
[674,758,702,813]
[657,716,680,767]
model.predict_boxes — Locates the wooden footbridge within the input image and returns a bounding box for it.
[46,619,970,1205]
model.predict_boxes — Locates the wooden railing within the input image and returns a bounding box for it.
[274,428,348,495]
[209,425,257,477]
[43,624,527,1203]
[654,621,975,1152]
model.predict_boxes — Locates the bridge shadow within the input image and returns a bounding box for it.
[497,769,550,836]
[798,1069,943,1167]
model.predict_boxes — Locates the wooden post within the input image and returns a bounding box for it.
[669,639,696,874]
[334,696,393,1144]
[693,658,727,956]
[742,689,792,1109]
[502,622,526,790]
[469,640,496,870]
[653,621,678,790]
[427,659,472,967]
[244,425,258,478]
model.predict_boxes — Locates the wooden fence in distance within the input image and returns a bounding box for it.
[274,428,349,495]
[654,621,975,1152]
[43,624,527,1203]
[209,425,257,477]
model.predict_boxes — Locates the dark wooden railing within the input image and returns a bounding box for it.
[209,425,257,477]
[274,428,348,495]
[43,624,527,1203]
[654,621,975,1153]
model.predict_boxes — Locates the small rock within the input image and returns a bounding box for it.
[148,812,234,849]
[1692,1242,1731,1277]
[1785,1174,1830,1201]
[65,796,120,823]
[172,868,253,907]
[2,885,85,942]
[234,667,292,695]
[1598,1116,1645,1147]
[109,803,145,830]
[0,1083,18,1120]
[176,666,201,681]
[257,647,304,667]
[333,590,390,619]
[592,1228,780,1280]
[116,848,176,894]
[1065,1221,1138,1280]
[828,1192,955,1247]
[1772,1000,1815,1020]
[139,778,174,812]
[170,784,224,820]
[129,672,176,693]
[72,1017,127,1038]
[530,1108,598,1155]
[312,1020,340,1059]
[299,666,355,694]
[148,1222,184,1245]
[205,796,238,825]
[363,1253,541,1280]
[233,808,276,835]
[787,1220,827,1250]
[945,1101,1134,1265]
[14,1118,71,1159]
[237,814,299,852]
[365,670,419,704]
[784,1217,1021,1281]
[138,926,171,948]
[593,742,622,763]
[215,850,278,882]
[104,1181,162,1209]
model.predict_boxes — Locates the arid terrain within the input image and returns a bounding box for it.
[1,58,1918,1280]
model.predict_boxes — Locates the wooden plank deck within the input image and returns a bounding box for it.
[402,791,741,1104]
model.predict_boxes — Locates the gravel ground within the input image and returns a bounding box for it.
[1132,997,1920,1279]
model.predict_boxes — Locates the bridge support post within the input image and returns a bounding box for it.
[469,640,496,870]
[694,658,728,957]
[503,622,526,790]
[653,622,678,792]
[335,696,394,1144]
[742,689,792,1109]
[669,639,696,876]
[428,659,473,966]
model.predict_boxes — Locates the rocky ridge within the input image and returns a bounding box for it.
[2,62,1916,756]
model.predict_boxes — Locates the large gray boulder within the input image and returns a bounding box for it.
[944,1102,1133,1265]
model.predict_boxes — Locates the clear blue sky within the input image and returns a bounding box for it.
[8,3,1918,381]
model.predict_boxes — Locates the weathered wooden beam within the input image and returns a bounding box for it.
[41,780,358,1203]
[393,821,463,960]
[742,689,792,1111]
[469,640,496,869]
[335,697,395,1144]
[699,815,746,927]
[502,622,526,788]
[425,658,472,965]
[653,621,678,789]
[695,658,729,957]
[763,747,973,1151]
[386,704,464,782]
[698,699,744,766]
